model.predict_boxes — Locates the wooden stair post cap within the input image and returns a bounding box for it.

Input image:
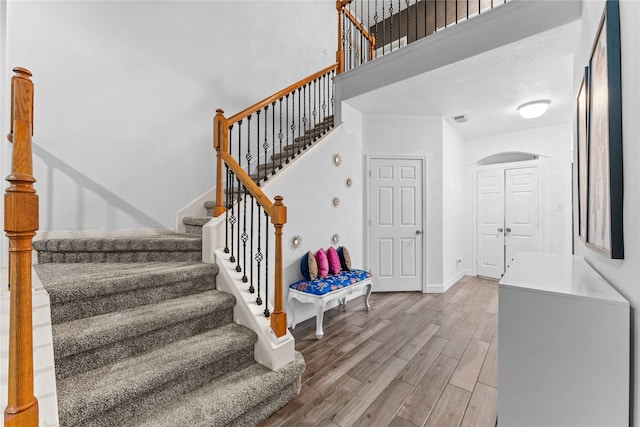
[12,67,32,78]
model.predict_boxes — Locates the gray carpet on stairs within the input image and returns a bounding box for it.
[34,234,304,426]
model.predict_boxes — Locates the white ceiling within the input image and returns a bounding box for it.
[344,21,581,139]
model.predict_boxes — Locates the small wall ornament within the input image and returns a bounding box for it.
[331,234,340,245]
[346,178,353,187]
[290,235,302,250]
[332,197,340,207]
[333,153,342,166]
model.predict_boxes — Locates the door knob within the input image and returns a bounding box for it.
[416,230,423,235]
[497,228,504,232]
[506,227,511,233]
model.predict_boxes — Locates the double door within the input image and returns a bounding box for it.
[477,166,539,279]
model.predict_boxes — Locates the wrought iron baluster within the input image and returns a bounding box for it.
[241,185,248,282]
[255,202,263,306]
[407,0,410,43]
[228,171,236,264]
[445,0,447,28]
[330,70,335,117]
[224,163,230,254]
[360,0,364,66]
[255,110,260,185]
[264,209,270,318]
[467,0,469,19]
[302,84,307,148]
[342,6,347,71]
[271,101,276,176]
[456,0,458,23]
[286,94,290,165]
[290,91,296,160]
[235,174,241,273]
[382,0,387,56]
[297,87,302,155]
[278,99,283,170]
[374,0,379,55]
[425,0,428,37]
[322,74,327,124]
[389,2,393,52]
[313,79,317,133]
[245,116,252,176]
[263,105,269,182]
[414,0,417,42]
[249,193,255,293]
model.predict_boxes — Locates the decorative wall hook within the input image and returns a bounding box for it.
[333,153,342,166]
[332,197,340,207]
[331,234,340,245]
[346,178,353,187]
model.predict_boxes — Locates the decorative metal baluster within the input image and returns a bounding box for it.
[249,194,255,293]
[407,0,410,43]
[360,0,364,66]
[285,94,290,165]
[255,110,261,185]
[425,0,428,37]
[456,0,459,23]
[312,79,317,133]
[297,87,302,155]
[235,175,241,272]
[245,116,252,176]
[382,0,386,55]
[224,163,230,254]
[264,209,270,317]
[255,202,263,306]
[331,70,335,117]
[263,105,269,181]
[414,0,417,42]
[389,2,393,52]
[342,6,347,71]
[302,84,308,148]
[290,91,297,160]
[467,0,469,18]
[445,0,448,28]
[228,171,236,264]
[367,0,371,62]
[271,101,276,176]
[241,185,248,282]
[347,2,352,70]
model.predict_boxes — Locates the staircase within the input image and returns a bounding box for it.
[32,234,305,426]
[182,114,335,236]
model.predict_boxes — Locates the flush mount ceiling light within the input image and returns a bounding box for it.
[517,100,550,119]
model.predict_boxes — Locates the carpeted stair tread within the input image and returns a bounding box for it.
[182,216,211,227]
[136,352,305,427]
[57,323,257,427]
[53,290,234,359]
[34,234,203,263]
[34,262,217,305]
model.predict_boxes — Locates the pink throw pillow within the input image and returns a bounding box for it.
[316,248,329,278]
[326,247,341,275]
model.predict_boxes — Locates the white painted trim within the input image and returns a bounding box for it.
[214,249,295,372]
[443,271,465,292]
[472,158,544,279]
[1,268,60,427]
[364,155,427,293]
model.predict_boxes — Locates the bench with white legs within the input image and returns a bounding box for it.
[288,269,372,339]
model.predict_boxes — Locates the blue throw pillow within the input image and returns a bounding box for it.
[301,250,318,280]
[337,246,352,271]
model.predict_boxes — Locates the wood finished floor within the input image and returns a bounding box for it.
[260,276,498,427]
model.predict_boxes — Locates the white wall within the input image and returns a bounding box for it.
[361,113,444,286]
[2,1,335,238]
[466,122,574,259]
[442,120,470,288]
[573,0,640,422]
[262,103,364,326]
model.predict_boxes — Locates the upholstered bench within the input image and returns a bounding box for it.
[288,269,372,339]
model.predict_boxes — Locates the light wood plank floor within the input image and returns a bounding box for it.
[260,276,498,427]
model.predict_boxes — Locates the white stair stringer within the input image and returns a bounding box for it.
[214,248,295,372]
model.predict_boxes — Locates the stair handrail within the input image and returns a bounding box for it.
[212,64,338,338]
[4,67,39,427]
[337,0,375,73]
[227,63,339,126]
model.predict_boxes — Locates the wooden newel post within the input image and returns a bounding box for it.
[213,108,228,217]
[4,67,39,427]
[270,196,287,338]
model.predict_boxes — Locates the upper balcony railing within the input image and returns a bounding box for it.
[337,0,510,73]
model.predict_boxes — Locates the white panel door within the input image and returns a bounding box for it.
[369,158,423,292]
[504,167,539,270]
[476,170,505,279]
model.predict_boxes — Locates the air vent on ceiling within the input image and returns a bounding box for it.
[452,115,468,123]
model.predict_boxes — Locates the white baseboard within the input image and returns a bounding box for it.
[426,270,473,294]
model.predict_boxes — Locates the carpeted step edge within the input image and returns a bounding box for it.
[53,290,235,359]
[136,351,305,427]
[36,262,217,305]
[57,323,258,427]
